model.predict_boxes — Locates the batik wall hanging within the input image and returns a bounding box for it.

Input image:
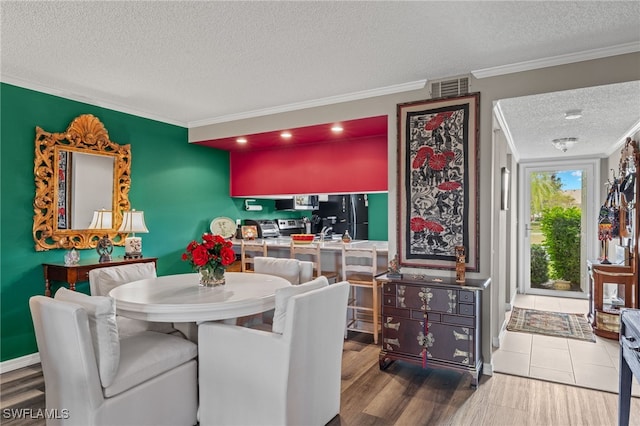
[397,93,480,271]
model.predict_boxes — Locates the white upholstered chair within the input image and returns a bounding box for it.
[30,291,198,426]
[89,263,195,339]
[241,256,315,328]
[253,256,314,285]
[198,278,350,426]
[289,241,338,283]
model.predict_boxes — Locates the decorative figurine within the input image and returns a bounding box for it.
[97,235,113,263]
[455,246,466,283]
[387,254,403,279]
[64,248,80,266]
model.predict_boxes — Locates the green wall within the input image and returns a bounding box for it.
[0,83,388,362]
[367,193,388,241]
[0,83,242,361]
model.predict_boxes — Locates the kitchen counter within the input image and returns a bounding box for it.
[231,236,389,277]
[231,237,388,252]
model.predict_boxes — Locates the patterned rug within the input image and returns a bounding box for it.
[506,307,595,342]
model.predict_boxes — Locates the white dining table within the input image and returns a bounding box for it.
[108,272,290,323]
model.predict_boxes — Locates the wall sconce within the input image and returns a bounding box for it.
[88,209,114,262]
[118,209,149,259]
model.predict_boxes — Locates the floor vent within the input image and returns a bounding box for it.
[429,76,470,98]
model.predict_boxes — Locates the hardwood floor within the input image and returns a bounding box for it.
[2,332,639,425]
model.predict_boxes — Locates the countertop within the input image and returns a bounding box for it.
[231,236,388,253]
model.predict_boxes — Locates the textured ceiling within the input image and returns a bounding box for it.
[2,1,640,160]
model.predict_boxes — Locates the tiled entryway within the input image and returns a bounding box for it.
[493,293,640,396]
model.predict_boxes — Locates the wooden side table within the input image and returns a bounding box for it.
[43,257,158,296]
[587,260,637,339]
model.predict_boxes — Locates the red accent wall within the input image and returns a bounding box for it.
[230,136,387,196]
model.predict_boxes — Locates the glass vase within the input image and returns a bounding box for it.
[199,266,226,287]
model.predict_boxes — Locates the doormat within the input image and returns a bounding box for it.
[506,307,595,342]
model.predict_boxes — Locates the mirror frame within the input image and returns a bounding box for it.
[33,114,131,251]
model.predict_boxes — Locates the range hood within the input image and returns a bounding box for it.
[275,195,319,211]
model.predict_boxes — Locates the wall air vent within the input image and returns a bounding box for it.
[429,75,470,98]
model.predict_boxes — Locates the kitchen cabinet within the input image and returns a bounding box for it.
[378,274,490,387]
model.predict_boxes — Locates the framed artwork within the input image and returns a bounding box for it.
[397,93,480,271]
[241,225,258,240]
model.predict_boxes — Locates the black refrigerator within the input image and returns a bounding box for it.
[316,194,368,240]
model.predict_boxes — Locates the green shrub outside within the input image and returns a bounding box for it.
[540,206,581,284]
[530,244,549,285]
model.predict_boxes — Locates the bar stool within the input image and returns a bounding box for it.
[289,241,338,283]
[342,246,379,344]
[240,240,267,272]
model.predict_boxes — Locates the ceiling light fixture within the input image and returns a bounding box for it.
[564,109,583,120]
[236,137,247,144]
[551,137,578,152]
[280,131,292,139]
[331,124,343,133]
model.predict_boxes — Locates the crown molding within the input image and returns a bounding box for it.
[472,42,640,79]
[187,80,427,128]
[605,118,640,158]
[493,101,520,163]
[1,75,187,127]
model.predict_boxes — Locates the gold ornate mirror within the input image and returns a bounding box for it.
[33,114,131,250]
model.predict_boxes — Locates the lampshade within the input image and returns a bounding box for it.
[87,210,113,229]
[118,210,149,234]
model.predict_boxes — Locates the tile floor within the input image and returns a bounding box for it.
[493,293,640,396]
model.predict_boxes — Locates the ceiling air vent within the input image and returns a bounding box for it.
[429,76,470,98]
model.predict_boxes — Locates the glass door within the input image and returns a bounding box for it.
[519,160,599,298]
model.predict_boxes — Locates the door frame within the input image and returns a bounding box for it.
[518,159,601,298]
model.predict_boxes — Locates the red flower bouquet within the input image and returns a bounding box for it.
[182,233,235,286]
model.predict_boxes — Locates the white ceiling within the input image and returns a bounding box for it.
[2,1,639,160]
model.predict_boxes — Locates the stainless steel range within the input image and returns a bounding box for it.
[244,219,280,238]
[277,219,305,236]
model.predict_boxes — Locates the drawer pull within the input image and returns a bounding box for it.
[384,318,400,331]
[384,337,400,347]
[453,348,470,365]
[454,330,470,341]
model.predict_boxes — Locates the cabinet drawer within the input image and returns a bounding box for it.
[415,311,440,322]
[458,303,474,316]
[383,283,396,294]
[459,290,475,303]
[401,286,456,313]
[383,306,411,319]
[442,314,475,327]
[383,295,396,306]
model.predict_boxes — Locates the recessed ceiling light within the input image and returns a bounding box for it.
[280,131,292,139]
[331,124,343,133]
[236,137,247,144]
[564,109,583,120]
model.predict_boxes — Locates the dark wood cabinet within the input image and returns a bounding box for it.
[378,275,490,387]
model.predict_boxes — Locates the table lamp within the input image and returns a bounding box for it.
[118,209,149,259]
[88,210,114,262]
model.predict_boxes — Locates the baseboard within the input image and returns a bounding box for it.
[0,353,40,374]
[483,362,493,376]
